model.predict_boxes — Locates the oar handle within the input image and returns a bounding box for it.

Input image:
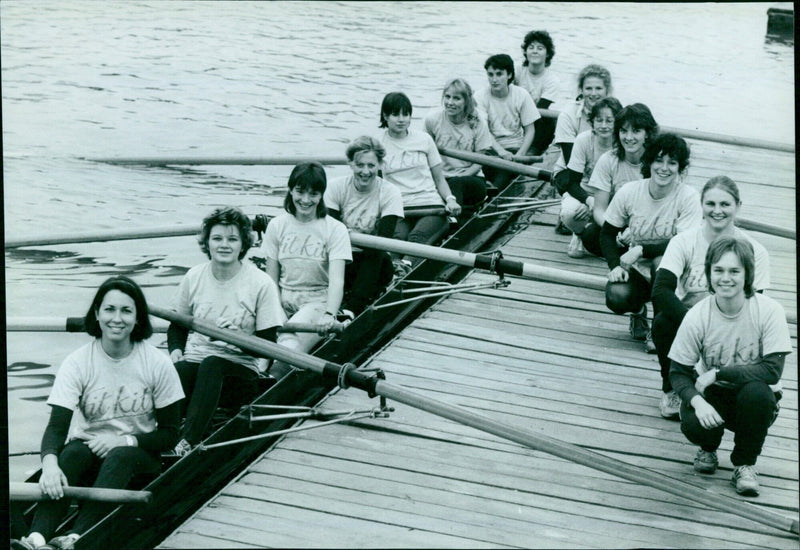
[438,148,551,182]
[277,322,345,334]
[9,482,152,504]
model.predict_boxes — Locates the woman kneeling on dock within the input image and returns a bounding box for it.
[652,176,770,419]
[169,207,286,456]
[669,237,790,496]
[378,92,461,277]
[599,133,702,350]
[11,277,184,550]
[263,163,352,352]
[325,136,404,316]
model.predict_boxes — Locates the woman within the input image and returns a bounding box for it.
[552,96,623,258]
[11,277,184,550]
[652,176,770,419]
[599,133,702,349]
[514,30,561,155]
[669,237,790,496]
[169,207,285,456]
[263,162,352,352]
[424,78,490,218]
[378,92,461,276]
[583,103,659,257]
[325,136,404,315]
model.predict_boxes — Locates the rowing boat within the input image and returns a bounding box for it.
[9,167,549,550]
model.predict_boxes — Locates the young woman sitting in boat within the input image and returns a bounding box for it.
[168,206,285,456]
[552,96,623,258]
[475,53,540,190]
[11,276,184,550]
[423,78,489,218]
[599,133,702,350]
[377,91,461,277]
[263,162,352,351]
[669,237,790,496]
[652,176,770,419]
[581,103,659,259]
[324,136,404,316]
[514,30,561,155]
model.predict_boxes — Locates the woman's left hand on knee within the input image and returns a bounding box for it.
[86,434,128,459]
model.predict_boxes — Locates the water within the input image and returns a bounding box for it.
[3,1,794,481]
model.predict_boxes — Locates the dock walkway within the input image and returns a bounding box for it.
[159,139,797,548]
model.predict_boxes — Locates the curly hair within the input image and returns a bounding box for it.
[484,54,515,84]
[705,236,755,298]
[521,30,555,67]
[577,63,612,95]
[588,96,623,124]
[84,275,153,341]
[612,103,659,162]
[641,133,690,177]
[284,162,328,218]
[442,78,481,129]
[198,206,254,260]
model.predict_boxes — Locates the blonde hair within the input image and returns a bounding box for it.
[442,78,480,129]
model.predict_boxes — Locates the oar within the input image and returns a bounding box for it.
[438,148,552,181]
[10,482,152,504]
[278,322,345,335]
[86,156,348,166]
[736,218,796,240]
[6,317,169,333]
[148,305,799,535]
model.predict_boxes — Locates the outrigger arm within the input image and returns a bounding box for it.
[149,305,799,536]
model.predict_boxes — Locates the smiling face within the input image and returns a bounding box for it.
[290,186,323,220]
[208,223,243,265]
[581,76,608,109]
[442,87,467,119]
[709,250,745,300]
[592,107,615,138]
[618,123,647,156]
[524,41,547,67]
[96,289,136,345]
[649,153,682,188]
[702,186,740,232]
[349,150,379,190]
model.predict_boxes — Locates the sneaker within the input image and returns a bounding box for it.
[46,534,80,549]
[644,331,657,354]
[629,307,649,341]
[10,538,38,550]
[731,465,759,496]
[392,259,412,280]
[172,438,194,457]
[337,309,355,323]
[554,219,572,235]
[693,449,718,474]
[566,234,586,258]
[660,390,681,419]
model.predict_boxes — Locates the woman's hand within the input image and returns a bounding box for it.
[216,318,241,331]
[39,455,68,499]
[608,266,629,283]
[444,195,461,216]
[616,227,632,247]
[695,369,717,395]
[498,149,513,161]
[619,245,643,271]
[170,349,184,364]
[690,395,724,430]
[318,312,337,335]
[86,434,127,459]
[573,202,591,221]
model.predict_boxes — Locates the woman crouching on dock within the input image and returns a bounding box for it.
[669,237,790,496]
[652,176,770,419]
[11,276,184,550]
[169,207,285,457]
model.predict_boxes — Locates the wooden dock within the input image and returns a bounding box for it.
[159,139,796,548]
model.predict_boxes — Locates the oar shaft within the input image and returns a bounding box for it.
[278,323,344,334]
[5,225,198,249]
[6,317,169,333]
[88,156,348,166]
[438,148,552,182]
[9,482,152,503]
[736,217,796,240]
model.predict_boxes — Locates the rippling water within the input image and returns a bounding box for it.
[3,1,794,479]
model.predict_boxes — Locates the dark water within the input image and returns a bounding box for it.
[3,1,794,480]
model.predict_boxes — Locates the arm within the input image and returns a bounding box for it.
[431,164,461,215]
[718,352,786,386]
[376,215,400,239]
[591,189,610,228]
[536,98,553,109]
[325,259,346,317]
[167,322,188,363]
[651,268,689,325]
[554,169,590,203]
[265,258,281,286]
[669,359,701,404]
[39,407,72,499]
[559,143,574,165]
[599,221,624,269]
[641,241,670,258]
[512,123,536,161]
[132,401,181,453]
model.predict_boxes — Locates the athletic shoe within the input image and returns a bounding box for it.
[644,331,657,354]
[731,465,759,496]
[10,538,37,550]
[392,259,412,281]
[566,234,586,258]
[659,391,681,419]
[629,307,649,341]
[693,449,718,474]
[554,220,572,235]
[172,438,194,457]
[338,309,355,323]
[46,534,80,549]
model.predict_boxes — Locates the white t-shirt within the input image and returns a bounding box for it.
[586,150,644,198]
[262,212,352,293]
[514,65,561,103]
[553,130,612,191]
[423,108,494,178]
[669,294,791,392]
[48,340,184,443]
[172,261,286,370]
[324,175,404,234]
[552,100,592,169]
[475,84,540,149]
[659,225,770,307]
[379,129,444,207]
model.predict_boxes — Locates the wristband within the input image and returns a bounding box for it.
[445,194,457,202]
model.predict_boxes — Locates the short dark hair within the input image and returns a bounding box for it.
[484,54,515,84]
[641,133,690,177]
[521,30,555,67]
[589,96,623,124]
[379,92,413,128]
[613,103,659,162]
[284,162,328,218]
[705,236,755,298]
[84,275,153,341]
[198,206,254,260]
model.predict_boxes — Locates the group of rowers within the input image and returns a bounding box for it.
[11,30,792,550]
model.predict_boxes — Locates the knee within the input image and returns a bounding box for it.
[102,446,140,469]
[197,356,224,377]
[650,312,675,341]
[605,282,634,314]
[737,381,775,410]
